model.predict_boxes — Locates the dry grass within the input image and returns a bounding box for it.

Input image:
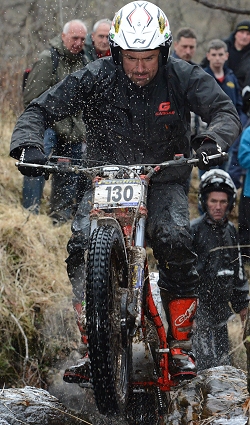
[0,117,74,387]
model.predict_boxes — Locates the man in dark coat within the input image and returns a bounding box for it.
[224,20,250,113]
[200,20,250,113]
[191,169,249,370]
[10,1,241,384]
[172,27,197,65]
[23,19,89,223]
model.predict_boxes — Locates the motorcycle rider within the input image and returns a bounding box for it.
[10,1,241,383]
[191,169,249,370]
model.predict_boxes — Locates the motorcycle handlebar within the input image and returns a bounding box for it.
[15,152,228,177]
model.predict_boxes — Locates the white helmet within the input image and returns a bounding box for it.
[109,1,172,65]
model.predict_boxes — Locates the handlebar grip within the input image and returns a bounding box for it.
[187,151,228,166]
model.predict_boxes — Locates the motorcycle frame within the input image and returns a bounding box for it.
[88,170,176,392]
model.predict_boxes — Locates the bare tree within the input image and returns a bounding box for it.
[1,0,250,116]
[191,0,250,14]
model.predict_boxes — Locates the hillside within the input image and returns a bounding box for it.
[0,117,75,387]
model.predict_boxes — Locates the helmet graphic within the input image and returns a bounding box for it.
[199,169,237,213]
[109,1,172,65]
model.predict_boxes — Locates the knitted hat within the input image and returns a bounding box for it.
[235,21,250,33]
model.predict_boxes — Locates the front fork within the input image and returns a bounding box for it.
[145,275,176,390]
[132,216,175,391]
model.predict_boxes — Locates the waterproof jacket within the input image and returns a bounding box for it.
[23,35,89,144]
[11,56,241,183]
[203,65,244,119]
[238,125,250,197]
[190,213,249,324]
[200,32,250,95]
[224,31,250,93]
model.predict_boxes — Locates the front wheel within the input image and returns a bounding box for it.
[86,225,130,415]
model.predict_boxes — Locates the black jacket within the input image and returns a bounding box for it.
[201,32,250,112]
[190,213,249,322]
[224,31,250,92]
[11,56,241,183]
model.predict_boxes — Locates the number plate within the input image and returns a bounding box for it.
[94,179,142,208]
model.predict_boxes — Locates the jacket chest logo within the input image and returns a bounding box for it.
[155,102,175,116]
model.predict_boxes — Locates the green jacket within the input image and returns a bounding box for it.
[84,33,99,62]
[23,35,89,144]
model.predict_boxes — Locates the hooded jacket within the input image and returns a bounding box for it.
[23,35,89,144]
[224,31,250,93]
[190,213,249,323]
[11,56,241,183]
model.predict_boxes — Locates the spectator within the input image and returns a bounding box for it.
[10,1,241,384]
[200,22,250,188]
[204,39,244,122]
[23,19,89,224]
[224,21,250,114]
[172,27,205,192]
[223,22,250,258]
[200,21,250,109]
[200,39,245,178]
[223,22,250,187]
[172,27,197,65]
[84,18,111,61]
[191,169,249,370]
[172,27,202,141]
[238,119,250,263]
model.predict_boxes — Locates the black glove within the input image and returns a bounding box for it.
[196,140,223,170]
[242,87,250,114]
[18,146,47,177]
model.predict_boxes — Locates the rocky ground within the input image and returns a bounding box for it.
[0,366,249,424]
[1,274,249,424]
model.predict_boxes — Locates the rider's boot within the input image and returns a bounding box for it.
[63,302,91,384]
[160,290,197,381]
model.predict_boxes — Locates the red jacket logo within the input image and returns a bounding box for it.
[155,102,175,116]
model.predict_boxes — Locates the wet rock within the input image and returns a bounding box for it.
[1,366,249,424]
[165,366,249,424]
[0,386,82,425]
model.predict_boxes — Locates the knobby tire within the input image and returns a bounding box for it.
[86,225,129,415]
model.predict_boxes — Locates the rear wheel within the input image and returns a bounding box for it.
[86,225,130,415]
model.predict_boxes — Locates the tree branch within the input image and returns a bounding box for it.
[191,0,250,14]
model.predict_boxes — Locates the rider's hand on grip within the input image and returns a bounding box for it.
[18,147,47,177]
[196,139,224,170]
